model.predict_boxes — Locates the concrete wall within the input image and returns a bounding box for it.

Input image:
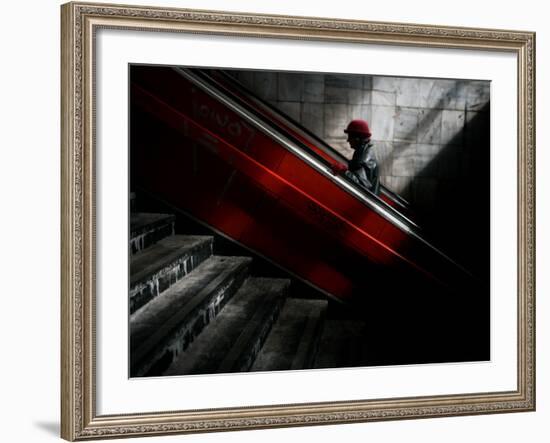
[228,70,490,214]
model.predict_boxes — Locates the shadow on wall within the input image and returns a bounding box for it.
[410,102,490,280]
[379,80,467,189]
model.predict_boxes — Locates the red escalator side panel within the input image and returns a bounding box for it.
[131,66,471,302]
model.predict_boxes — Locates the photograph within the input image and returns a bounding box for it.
[129,65,491,377]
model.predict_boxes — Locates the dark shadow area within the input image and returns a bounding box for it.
[413,102,490,282]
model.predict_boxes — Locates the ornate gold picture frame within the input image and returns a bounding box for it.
[61,1,535,440]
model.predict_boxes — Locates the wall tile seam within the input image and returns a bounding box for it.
[368,104,488,112]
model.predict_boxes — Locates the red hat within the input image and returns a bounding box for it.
[344,119,372,138]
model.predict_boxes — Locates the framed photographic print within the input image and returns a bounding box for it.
[61,1,536,440]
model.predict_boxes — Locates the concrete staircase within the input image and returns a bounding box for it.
[129,208,329,377]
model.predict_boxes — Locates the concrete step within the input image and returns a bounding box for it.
[130,235,213,313]
[130,255,252,377]
[130,212,176,255]
[313,319,369,369]
[250,298,328,372]
[164,277,290,376]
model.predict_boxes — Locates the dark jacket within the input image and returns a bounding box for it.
[346,143,380,195]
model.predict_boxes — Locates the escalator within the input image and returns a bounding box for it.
[130,65,481,305]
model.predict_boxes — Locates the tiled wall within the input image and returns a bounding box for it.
[228,70,490,214]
